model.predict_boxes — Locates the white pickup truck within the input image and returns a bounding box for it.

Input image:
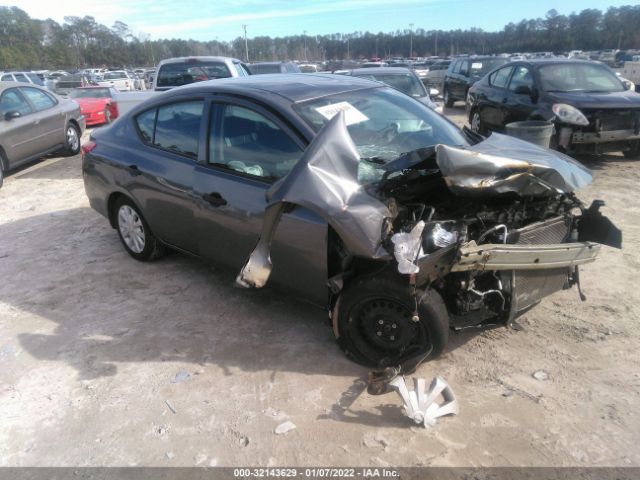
[114,56,250,116]
[98,70,135,92]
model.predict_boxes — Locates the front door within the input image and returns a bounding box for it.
[193,99,327,303]
[0,88,37,167]
[20,86,64,151]
[504,65,537,125]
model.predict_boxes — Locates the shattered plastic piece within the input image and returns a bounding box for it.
[436,133,593,197]
[391,221,425,274]
[388,375,458,427]
[431,223,459,248]
[274,421,297,435]
[532,370,549,381]
[237,111,393,288]
[171,370,191,383]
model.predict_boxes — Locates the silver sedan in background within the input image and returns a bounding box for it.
[0,81,85,187]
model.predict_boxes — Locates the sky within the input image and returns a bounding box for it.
[11,0,634,41]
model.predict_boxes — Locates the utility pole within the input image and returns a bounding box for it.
[303,30,307,61]
[347,38,350,59]
[409,23,414,58]
[375,37,378,59]
[242,24,249,62]
[434,30,438,56]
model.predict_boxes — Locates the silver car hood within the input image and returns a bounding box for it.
[435,133,593,197]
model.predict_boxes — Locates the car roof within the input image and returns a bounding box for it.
[157,56,241,65]
[170,73,380,103]
[349,67,414,75]
[520,58,606,66]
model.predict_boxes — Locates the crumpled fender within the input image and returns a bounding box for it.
[236,111,394,289]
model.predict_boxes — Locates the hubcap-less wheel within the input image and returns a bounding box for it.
[104,108,111,124]
[118,205,146,253]
[471,112,481,133]
[66,126,79,152]
[349,297,425,362]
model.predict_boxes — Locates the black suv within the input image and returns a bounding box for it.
[443,56,509,107]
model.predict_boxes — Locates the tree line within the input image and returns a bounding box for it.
[1,4,639,70]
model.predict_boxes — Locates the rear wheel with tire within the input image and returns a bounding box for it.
[470,110,485,135]
[0,153,5,189]
[443,87,454,108]
[63,123,81,156]
[333,273,449,368]
[623,140,640,159]
[104,107,112,124]
[114,197,166,261]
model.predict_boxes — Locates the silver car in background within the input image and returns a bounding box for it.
[0,81,85,187]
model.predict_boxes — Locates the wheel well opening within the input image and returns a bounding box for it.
[107,192,125,228]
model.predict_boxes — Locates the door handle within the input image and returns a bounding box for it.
[127,164,142,176]
[202,192,227,207]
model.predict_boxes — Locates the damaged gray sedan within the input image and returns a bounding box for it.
[83,74,621,369]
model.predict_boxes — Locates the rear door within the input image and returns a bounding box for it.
[127,98,205,253]
[481,65,514,131]
[193,98,327,302]
[505,64,537,125]
[0,87,37,166]
[20,86,64,151]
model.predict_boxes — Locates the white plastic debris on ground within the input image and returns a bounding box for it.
[388,376,459,427]
[391,221,425,274]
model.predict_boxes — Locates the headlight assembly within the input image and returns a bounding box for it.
[552,103,589,126]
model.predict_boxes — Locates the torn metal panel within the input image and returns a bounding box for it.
[436,132,593,197]
[451,241,600,272]
[237,111,394,289]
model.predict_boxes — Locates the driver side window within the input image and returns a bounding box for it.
[209,104,303,180]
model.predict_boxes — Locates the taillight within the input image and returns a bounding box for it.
[82,141,97,156]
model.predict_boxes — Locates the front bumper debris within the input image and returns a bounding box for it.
[572,129,640,144]
[451,241,600,272]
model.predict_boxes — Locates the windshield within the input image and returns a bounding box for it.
[354,72,427,98]
[294,87,468,182]
[70,88,111,99]
[156,62,231,87]
[470,58,509,74]
[539,63,624,93]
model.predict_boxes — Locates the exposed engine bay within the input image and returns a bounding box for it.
[236,111,622,370]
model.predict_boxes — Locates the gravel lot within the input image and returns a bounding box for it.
[0,107,639,467]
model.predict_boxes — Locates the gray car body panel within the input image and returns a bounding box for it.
[0,81,85,170]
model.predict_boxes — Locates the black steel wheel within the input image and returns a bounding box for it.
[333,273,449,368]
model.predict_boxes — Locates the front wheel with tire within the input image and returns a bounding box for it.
[443,87,454,108]
[115,197,166,261]
[64,123,81,156]
[623,140,640,159]
[333,274,449,368]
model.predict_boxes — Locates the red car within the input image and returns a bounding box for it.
[69,87,119,126]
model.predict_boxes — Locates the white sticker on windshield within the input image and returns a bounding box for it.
[471,62,483,69]
[314,102,369,126]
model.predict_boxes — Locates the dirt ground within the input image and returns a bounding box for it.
[0,107,639,467]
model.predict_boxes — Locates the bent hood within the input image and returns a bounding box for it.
[548,90,640,110]
[435,133,593,197]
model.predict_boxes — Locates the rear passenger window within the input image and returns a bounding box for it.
[134,100,204,159]
[154,101,204,158]
[489,66,514,88]
[209,104,302,180]
[135,109,156,143]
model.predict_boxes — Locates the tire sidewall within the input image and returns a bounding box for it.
[114,197,156,261]
[65,123,81,155]
[334,275,449,367]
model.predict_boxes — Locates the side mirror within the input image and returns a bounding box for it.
[4,111,21,121]
[514,85,532,95]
